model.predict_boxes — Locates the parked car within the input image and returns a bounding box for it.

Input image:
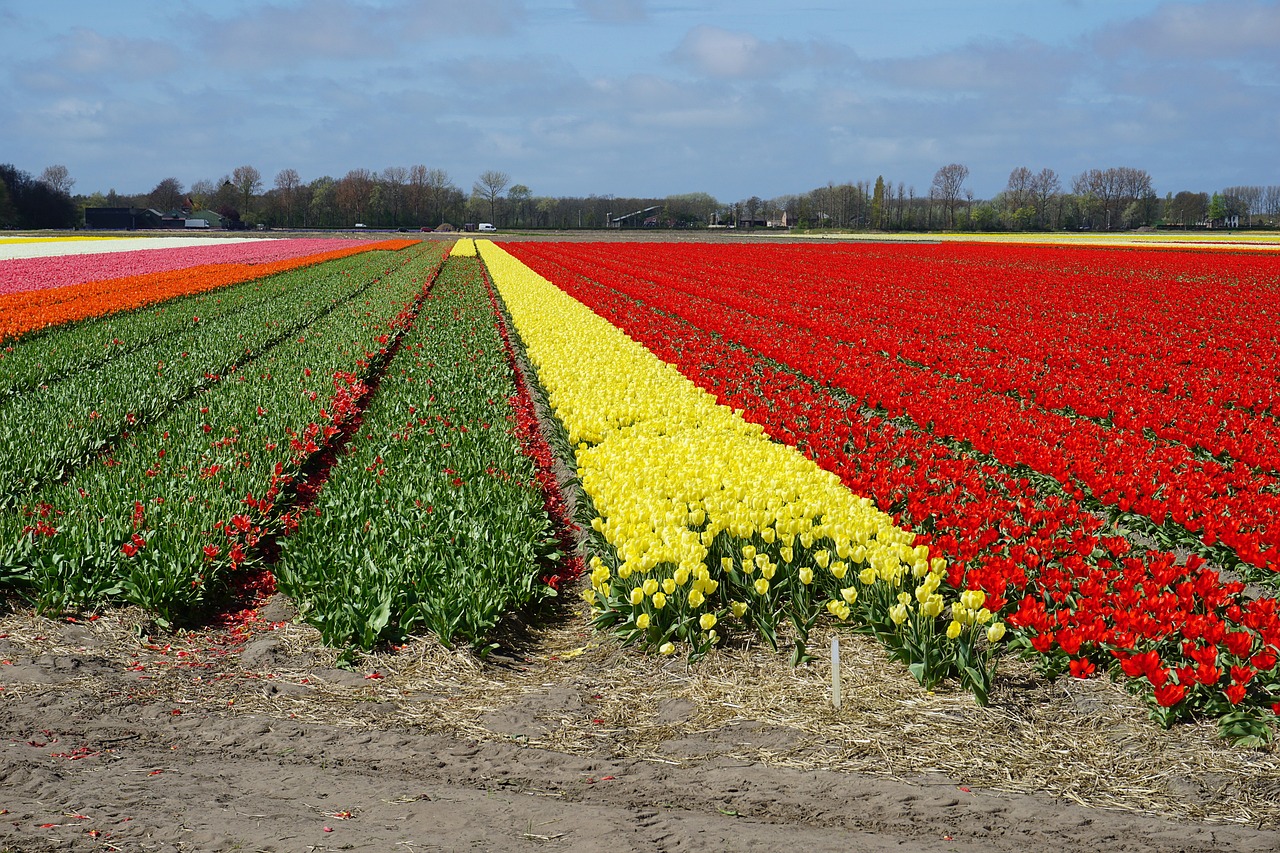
[477,222,497,232]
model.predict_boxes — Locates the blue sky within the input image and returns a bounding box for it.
[2,1,1277,202]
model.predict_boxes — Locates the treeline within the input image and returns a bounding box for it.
[5,160,1279,232]
[0,164,79,229]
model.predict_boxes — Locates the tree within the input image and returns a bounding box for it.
[871,176,886,229]
[1166,191,1208,228]
[230,165,263,215]
[274,168,302,227]
[335,168,376,225]
[507,184,532,227]
[1031,168,1061,229]
[1208,193,1227,227]
[39,164,75,196]
[381,166,408,226]
[190,179,218,210]
[472,170,510,224]
[745,195,762,226]
[148,177,185,212]
[0,175,19,228]
[0,163,77,228]
[931,163,969,229]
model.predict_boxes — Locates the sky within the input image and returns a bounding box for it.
[2,0,1277,203]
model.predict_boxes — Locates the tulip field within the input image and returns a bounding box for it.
[486,238,1280,740]
[2,233,1279,742]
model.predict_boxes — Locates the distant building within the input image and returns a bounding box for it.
[84,207,162,230]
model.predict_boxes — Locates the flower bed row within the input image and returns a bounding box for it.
[275,247,562,651]
[0,249,392,401]
[0,249,412,507]
[1,242,447,625]
[0,237,387,295]
[479,240,1008,697]
[501,240,1280,739]
[0,239,418,341]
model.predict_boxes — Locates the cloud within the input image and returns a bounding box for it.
[54,28,182,81]
[868,37,1074,99]
[1096,0,1280,62]
[575,0,648,24]
[188,0,526,70]
[668,25,845,79]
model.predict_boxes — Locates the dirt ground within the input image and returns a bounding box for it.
[2,587,1278,853]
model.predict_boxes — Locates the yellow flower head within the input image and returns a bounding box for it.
[688,588,705,608]
[652,591,667,609]
[889,603,909,625]
[642,578,660,596]
[659,642,676,655]
[840,586,858,605]
[946,620,963,640]
[699,612,717,631]
[960,589,987,611]
[731,600,749,618]
[754,577,770,596]
[987,622,1007,643]
[799,566,814,585]
[628,587,645,606]
[636,613,651,630]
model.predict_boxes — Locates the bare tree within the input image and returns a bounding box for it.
[148,177,185,211]
[335,168,376,224]
[473,170,510,224]
[230,165,263,214]
[381,166,408,226]
[274,168,302,227]
[38,164,75,196]
[931,163,969,228]
[190,179,217,210]
[1032,168,1061,229]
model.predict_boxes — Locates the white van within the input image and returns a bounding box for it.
[477,223,497,232]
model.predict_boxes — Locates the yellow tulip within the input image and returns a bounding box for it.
[960,589,986,611]
[889,603,909,625]
[813,550,830,569]
[688,588,705,608]
[642,578,659,596]
[946,620,963,640]
[921,594,944,618]
[660,642,676,655]
[987,622,1007,643]
[858,567,877,585]
[652,591,667,609]
[840,586,858,605]
[700,613,717,631]
[636,613,651,630]
[731,601,749,618]
[754,578,770,596]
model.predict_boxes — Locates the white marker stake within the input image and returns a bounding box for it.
[831,635,842,711]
